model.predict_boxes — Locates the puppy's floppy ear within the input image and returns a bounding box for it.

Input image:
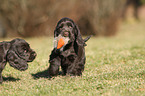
[3,42,11,55]
[0,42,10,64]
[74,24,84,45]
[54,27,58,37]
[54,20,62,37]
[74,24,84,55]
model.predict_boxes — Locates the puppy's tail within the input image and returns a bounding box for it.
[83,35,92,46]
[84,35,91,42]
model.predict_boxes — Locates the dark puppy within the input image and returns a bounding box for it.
[0,38,36,83]
[48,17,91,76]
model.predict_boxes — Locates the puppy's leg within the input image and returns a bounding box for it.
[67,58,85,76]
[0,62,6,83]
[0,70,3,83]
[48,56,61,76]
[61,64,68,75]
[67,63,83,76]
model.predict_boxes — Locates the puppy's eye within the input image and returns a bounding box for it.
[59,24,64,28]
[67,23,72,28]
[23,48,27,53]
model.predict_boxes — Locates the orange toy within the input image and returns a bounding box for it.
[57,38,65,49]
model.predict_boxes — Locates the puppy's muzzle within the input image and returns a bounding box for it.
[28,51,36,62]
[63,31,69,37]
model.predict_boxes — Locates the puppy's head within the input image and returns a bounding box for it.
[7,38,36,71]
[54,17,83,52]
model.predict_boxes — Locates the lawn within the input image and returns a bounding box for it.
[0,21,145,96]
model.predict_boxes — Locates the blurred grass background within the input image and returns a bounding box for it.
[0,0,145,37]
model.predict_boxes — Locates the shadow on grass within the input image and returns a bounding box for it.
[31,69,64,79]
[3,76,20,82]
[31,69,51,79]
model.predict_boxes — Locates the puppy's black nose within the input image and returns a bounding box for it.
[30,51,37,60]
[28,51,36,62]
[63,31,69,37]
[32,52,37,57]
[31,51,37,59]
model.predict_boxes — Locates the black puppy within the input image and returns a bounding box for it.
[0,38,36,83]
[48,17,91,76]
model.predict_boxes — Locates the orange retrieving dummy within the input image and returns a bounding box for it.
[57,38,65,49]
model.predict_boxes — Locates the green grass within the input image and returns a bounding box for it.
[0,21,145,96]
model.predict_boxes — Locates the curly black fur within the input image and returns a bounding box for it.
[0,38,36,83]
[48,17,91,76]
